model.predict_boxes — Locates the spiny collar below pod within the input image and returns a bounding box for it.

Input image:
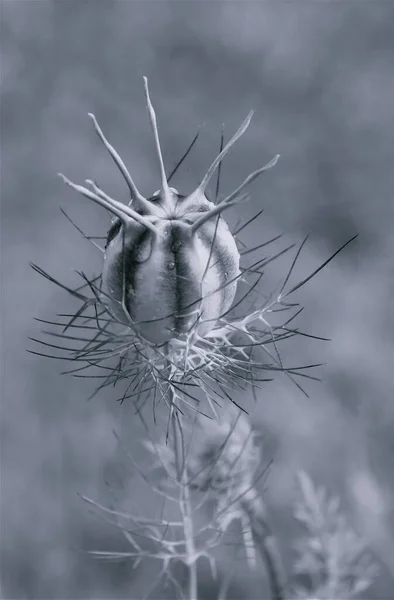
[58,77,279,346]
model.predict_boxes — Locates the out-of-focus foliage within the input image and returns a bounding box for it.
[1,1,394,598]
[292,472,378,599]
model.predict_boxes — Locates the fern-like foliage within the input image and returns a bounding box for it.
[292,471,379,600]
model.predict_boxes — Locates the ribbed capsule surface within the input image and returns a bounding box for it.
[58,79,278,346]
[102,192,240,345]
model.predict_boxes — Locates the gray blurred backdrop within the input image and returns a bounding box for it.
[1,1,394,598]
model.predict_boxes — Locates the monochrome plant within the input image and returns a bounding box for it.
[30,78,377,599]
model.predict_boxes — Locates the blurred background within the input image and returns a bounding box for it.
[1,1,394,598]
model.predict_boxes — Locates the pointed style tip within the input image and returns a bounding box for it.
[85,179,95,189]
[243,110,254,129]
[267,154,281,169]
[197,110,256,194]
[143,76,149,98]
[87,113,100,129]
[142,76,171,200]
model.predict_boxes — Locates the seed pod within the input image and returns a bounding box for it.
[59,77,279,345]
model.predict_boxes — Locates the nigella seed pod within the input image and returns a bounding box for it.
[58,77,280,345]
[102,208,240,344]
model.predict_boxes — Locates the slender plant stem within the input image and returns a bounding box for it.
[182,469,198,600]
[249,512,287,600]
[171,399,198,600]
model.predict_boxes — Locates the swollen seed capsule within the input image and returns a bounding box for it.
[102,198,240,345]
[59,77,279,345]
